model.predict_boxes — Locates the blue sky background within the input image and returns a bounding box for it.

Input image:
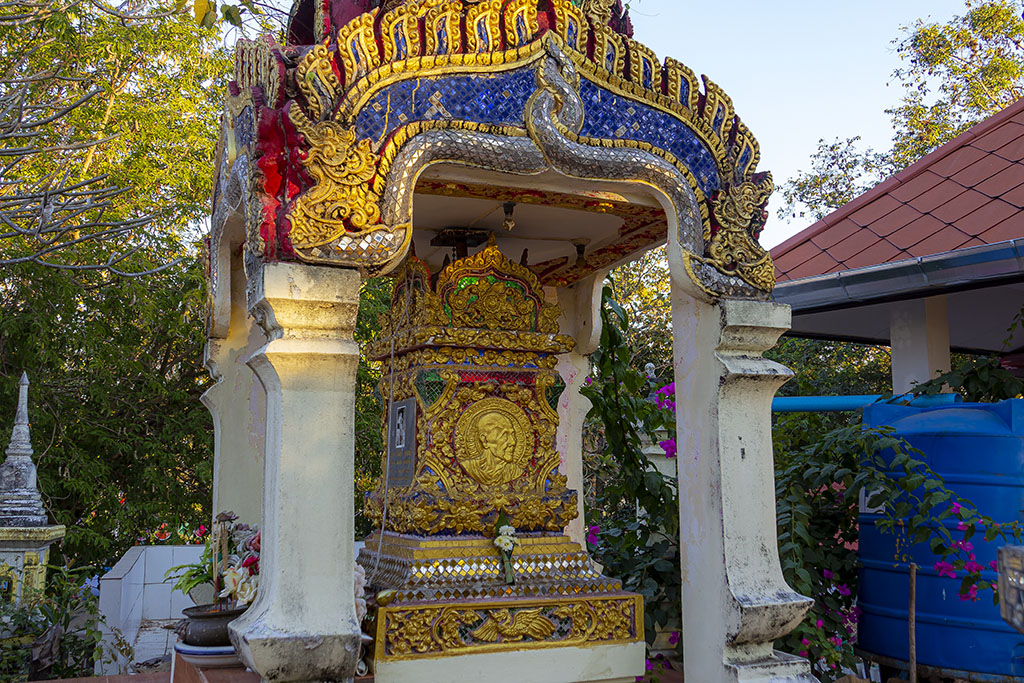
[627,0,972,247]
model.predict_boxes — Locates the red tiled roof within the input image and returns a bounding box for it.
[772,98,1024,282]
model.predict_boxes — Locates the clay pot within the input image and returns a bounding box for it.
[176,604,248,647]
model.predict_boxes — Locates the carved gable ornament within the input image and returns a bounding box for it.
[213,0,776,299]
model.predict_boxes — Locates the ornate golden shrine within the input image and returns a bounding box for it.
[358,238,642,662]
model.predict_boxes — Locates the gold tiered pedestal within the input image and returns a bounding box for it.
[358,241,644,682]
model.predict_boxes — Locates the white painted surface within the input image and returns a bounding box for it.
[665,215,816,681]
[553,272,608,546]
[890,296,951,393]
[97,545,202,674]
[204,236,267,527]
[373,641,644,683]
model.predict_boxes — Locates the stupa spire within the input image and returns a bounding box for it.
[0,373,47,526]
[6,373,32,458]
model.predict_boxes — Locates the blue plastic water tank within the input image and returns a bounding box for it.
[859,399,1024,678]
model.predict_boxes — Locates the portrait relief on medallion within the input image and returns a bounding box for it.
[454,398,534,487]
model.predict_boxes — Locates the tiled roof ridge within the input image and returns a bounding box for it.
[772,96,1024,260]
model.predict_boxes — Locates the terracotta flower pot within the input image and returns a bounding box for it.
[176,604,248,647]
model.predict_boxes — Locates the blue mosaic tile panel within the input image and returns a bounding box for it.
[578,79,721,195]
[355,68,536,145]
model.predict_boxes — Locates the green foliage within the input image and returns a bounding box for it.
[607,247,673,376]
[0,566,131,681]
[913,356,1024,402]
[0,2,236,567]
[890,0,1024,165]
[0,257,213,567]
[777,137,894,222]
[165,540,215,596]
[582,284,680,655]
[354,277,393,538]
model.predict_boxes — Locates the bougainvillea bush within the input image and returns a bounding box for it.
[583,286,1023,680]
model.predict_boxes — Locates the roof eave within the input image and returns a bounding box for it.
[772,238,1024,313]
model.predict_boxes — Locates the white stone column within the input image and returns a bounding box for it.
[203,255,267,525]
[554,272,607,547]
[671,293,815,682]
[890,296,951,393]
[230,262,363,683]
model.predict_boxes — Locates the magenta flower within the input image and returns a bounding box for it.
[798,650,808,658]
[823,569,834,580]
[586,525,600,545]
[953,540,973,553]
[966,560,985,574]
[952,502,962,515]
[836,584,851,597]
[668,631,680,646]
[584,377,593,386]
[957,521,969,531]
[960,585,979,602]
[830,636,843,647]
[991,560,999,572]
[815,619,824,629]
[660,439,677,459]
[934,560,956,579]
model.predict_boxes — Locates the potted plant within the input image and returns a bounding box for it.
[166,512,260,650]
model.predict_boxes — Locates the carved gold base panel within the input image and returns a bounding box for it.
[372,592,644,662]
[358,532,622,603]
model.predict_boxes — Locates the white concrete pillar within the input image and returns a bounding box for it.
[890,296,951,394]
[229,262,363,683]
[671,292,815,682]
[554,272,607,547]
[203,254,266,526]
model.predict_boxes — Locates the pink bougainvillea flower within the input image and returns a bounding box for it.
[836,583,851,597]
[953,540,973,553]
[951,502,962,515]
[816,619,824,629]
[991,560,999,572]
[584,377,594,386]
[965,560,985,574]
[957,521,969,531]
[934,561,956,579]
[960,585,979,602]
[830,636,843,647]
[660,439,677,459]
[668,632,680,646]
[586,526,601,545]
[823,569,834,580]
[798,650,808,658]
[645,659,654,672]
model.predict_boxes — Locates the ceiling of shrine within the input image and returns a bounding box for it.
[412,165,668,285]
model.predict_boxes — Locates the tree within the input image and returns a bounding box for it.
[0,0,227,273]
[781,0,1024,220]
[0,2,232,567]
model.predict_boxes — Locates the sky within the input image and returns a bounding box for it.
[627,0,971,248]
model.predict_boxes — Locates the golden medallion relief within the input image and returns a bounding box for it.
[454,398,533,486]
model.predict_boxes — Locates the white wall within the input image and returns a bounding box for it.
[97,545,203,674]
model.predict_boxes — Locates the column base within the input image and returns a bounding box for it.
[373,641,644,683]
[727,650,818,682]
[229,618,361,683]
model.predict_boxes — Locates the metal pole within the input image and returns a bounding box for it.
[909,563,918,683]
